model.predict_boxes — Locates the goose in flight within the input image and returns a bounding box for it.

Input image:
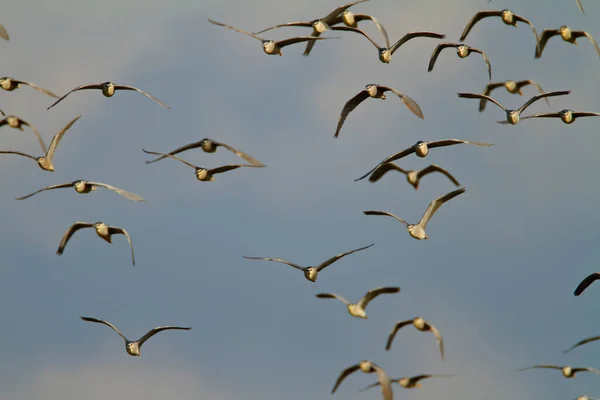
[368,163,460,189]
[0,115,81,172]
[385,317,444,359]
[478,80,548,112]
[574,272,600,296]
[428,42,492,81]
[521,109,600,124]
[144,138,265,167]
[457,91,570,125]
[80,316,191,356]
[536,26,600,58]
[0,24,8,40]
[0,115,46,152]
[16,179,145,202]
[328,25,445,63]
[334,84,423,138]
[355,140,492,182]
[517,365,600,378]
[48,81,170,110]
[243,243,374,282]
[364,187,466,240]
[316,286,400,319]
[57,221,135,265]
[360,373,454,391]
[143,149,261,181]
[207,18,336,56]
[332,360,393,400]
[459,9,539,48]
[0,77,58,98]
[252,0,386,56]
[564,335,600,354]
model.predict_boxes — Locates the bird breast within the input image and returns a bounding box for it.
[379,49,392,63]
[304,267,318,282]
[399,378,411,388]
[348,304,366,318]
[313,20,329,33]
[408,225,427,240]
[359,361,373,372]
[561,111,574,123]
[74,181,91,193]
[413,317,426,329]
[562,367,572,377]
[457,46,469,58]
[0,79,14,90]
[508,111,520,125]
[95,223,110,238]
[262,41,278,55]
[504,81,518,93]
[560,27,572,41]
[406,171,418,185]
[342,12,356,27]
[501,10,514,25]
[102,84,115,97]
[126,342,140,356]
[415,144,429,157]
[196,169,211,181]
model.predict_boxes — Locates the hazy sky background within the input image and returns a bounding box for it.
[1,0,599,399]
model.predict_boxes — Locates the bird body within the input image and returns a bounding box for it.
[332,360,393,400]
[521,109,600,124]
[316,286,400,319]
[0,77,59,98]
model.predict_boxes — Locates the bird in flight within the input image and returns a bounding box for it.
[316,286,401,319]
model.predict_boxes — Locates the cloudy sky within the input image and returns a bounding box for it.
[1,0,599,399]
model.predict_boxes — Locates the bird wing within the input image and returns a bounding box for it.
[13,79,59,98]
[385,319,413,350]
[80,316,129,343]
[316,243,374,271]
[517,80,548,104]
[459,10,503,41]
[315,293,350,305]
[513,14,539,46]
[363,210,409,228]
[576,0,585,14]
[428,42,459,72]
[368,162,408,183]
[0,109,5,116]
[468,47,492,81]
[357,286,400,310]
[574,272,600,296]
[573,112,600,118]
[575,367,600,375]
[428,138,494,149]
[358,381,381,392]
[517,365,562,372]
[519,112,561,120]
[428,323,445,360]
[331,364,361,393]
[334,89,370,138]
[15,182,75,200]
[207,18,264,41]
[574,31,600,57]
[242,256,304,271]
[0,150,38,161]
[276,36,336,49]
[418,187,466,229]
[390,31,446,55]
[211,140,265,166]
[114,85,171,109]
[354,146,417,182]
[209,164,259,175]
[371,364,393,400]
[321,0,370,24]
[329,26,381,49]
[417,164,460,186]
[0,24,9,40]
[45,115,82,162]
[56,222,95,255]
[302,31,323,56]
[144,141,205,164]
[137,326,191,348]
[458,92,506,111]
[536,29,560,58]
[346,14,390,49]
[379,87,424,119]
[107,226,135,266]
[86,182,145,202]
[16,119,47,153]
[253,21,313,35]
[517,91,570,114]
[47,84,103,109]
[142,149,198,170]
[564,336,600,353]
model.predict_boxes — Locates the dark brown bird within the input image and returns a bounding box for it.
[144,138,264,166]
[368,163,460,189]
[478,80,548,112]
[428,42,492,81]
[536,26,600,58]
[334,84,423,138]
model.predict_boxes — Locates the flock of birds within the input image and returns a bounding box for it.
[1,0,600,399]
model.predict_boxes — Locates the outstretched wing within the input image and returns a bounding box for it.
[276,36,336,49]
[46,115,82,162]
[354,146,417,182]
[357,286,400,310]
[316,243,374,271]
[380,87,424,119]
[459,11,502,41]
[80,316,129,343]
[535,29,560,58]
[315,293,350,305]
[418,187,466,229]
[47,84,103,109]
[321,0,370,24]
[368,162,408,183]
[207,18,264,41]
[14,79,59,99]
[428,42,459,72]
[458,92,506,111]
[564,336,600,353]
[87,182,146,202]
[107,226,135,266]
[334,89,370,138]
[137,326,191,348]
[385,319,413,350]
[467,47,492,81]
[517,365,562,372]
[390,31,446,55]
[363,210,409,228]
[253,21,313,35]
[574,272,600,296]
[331,364,361,394]
[417,164,460,186]
[242,256,304,271]
[212,141,265,166]
[56,222,95,255]
[142,149,198,170]
[114,85,171,109]
[15,182,74,200]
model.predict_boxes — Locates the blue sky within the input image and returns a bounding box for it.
[1,0,599,399]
